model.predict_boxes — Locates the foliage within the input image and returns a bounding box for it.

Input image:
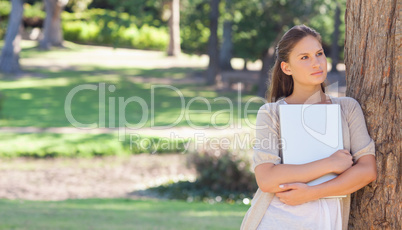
[0,199,248,230]
[150,147,257,203]
[0,1,45,19]
[0,0,11,39]
[0,0,345,56]
[89,0,165,27]
[309,0,346,60]
[149,180,254,203]
[189,147,257,192]
[0,1,11,17]
[180,0,211,54]
[230,0,336,61]
[0,20,6,40]
[23,1,46,19]
[66,0,93,12]
[61,9,169,50]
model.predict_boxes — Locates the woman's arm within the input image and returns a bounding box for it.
[313,154,376,197]
[255,149,353,193]
[275,155,376,205]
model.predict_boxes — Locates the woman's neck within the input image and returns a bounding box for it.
[285,85,330,104]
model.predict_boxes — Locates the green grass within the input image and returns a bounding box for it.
[0,41,262,157]
[0,41,263,128]
[0,133,189,157]
[0,198,249,230]
[0,67,262,128]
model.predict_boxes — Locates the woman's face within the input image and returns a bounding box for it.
[280,35,327,88]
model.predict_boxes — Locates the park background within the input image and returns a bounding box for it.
[0,0,399,229]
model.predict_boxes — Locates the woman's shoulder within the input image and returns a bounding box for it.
[331,96,360,107]
[331,96,363,117]
[258,99,285,112]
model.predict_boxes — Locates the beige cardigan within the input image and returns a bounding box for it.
[240,97,376,230]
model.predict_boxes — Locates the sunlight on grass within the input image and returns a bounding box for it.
[0,71,262,127]
[0,133,189,157]
[0,77,70,89]
[0,40,263,128]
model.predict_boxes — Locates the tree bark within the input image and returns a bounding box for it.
[219,0,233,71]
[0,0,24,73]
[206,0,220,85]
[167,0,181,57]
[345,0,401,229]
[330,2,341,73]
[39,0,66,49]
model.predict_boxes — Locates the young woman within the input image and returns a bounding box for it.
[241,25,377,230]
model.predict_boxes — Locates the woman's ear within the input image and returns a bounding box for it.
[280,61,292,75]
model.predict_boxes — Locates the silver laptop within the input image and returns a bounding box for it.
[279,104,345,194]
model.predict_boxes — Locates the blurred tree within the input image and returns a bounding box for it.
[39,0,69,49]
[219,0,233,70]
[206,0,220,85]
[345,0,400,229]
[0,0,24,73]
[330,1,341,73]
[167,0,181,56]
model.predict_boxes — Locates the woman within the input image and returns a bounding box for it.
[241,25,377,230]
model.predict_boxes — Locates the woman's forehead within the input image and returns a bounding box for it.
[291,36,322,55]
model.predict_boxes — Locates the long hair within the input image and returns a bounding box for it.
[267,25,326,102]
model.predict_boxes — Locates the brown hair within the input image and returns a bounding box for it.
[267,25,326,102]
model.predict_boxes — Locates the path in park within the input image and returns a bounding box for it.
[0,154,196,201]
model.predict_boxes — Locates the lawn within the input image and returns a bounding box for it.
[0,198,249,230]
[0,41,264,129]
[0,133,190,157]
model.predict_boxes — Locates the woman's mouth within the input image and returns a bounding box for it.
[311,71,324,76]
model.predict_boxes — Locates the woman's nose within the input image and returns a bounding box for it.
[311,56,320,68]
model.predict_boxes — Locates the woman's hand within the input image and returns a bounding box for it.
[328,149,353,174]
[275,183,317,206]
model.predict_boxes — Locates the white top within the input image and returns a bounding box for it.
[257,196,342,230]
[256,100,343,230]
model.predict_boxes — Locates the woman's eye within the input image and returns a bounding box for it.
[317,52,323,56]
[301,56,308,60]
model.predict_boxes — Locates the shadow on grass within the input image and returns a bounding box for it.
[130,180,255,205]
[0,198,248,230]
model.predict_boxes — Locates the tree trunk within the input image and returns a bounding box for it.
[330,2,341,73]
[345,0,401,229]
[219,0,233,71]
[257,46,275,98]
[243,59,248,71]
[257,32,283,98]
[39,0,66,49]
[0,0,24,73]
[167,0,181,57]
[206,0,220,85]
